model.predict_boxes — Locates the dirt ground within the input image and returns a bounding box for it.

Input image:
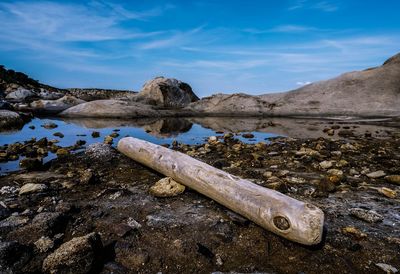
[0,127,400,273]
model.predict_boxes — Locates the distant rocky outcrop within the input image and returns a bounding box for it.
[187,52,400,117]
[67,88,137,101]
[29,95,85,114]
[136,77,199,108]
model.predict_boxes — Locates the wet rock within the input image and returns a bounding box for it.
[41,122,58,129]
[104,135,113,144]
[91,131,100,138]
[0,110,24,130]
[349,208,384,223]
[34,236,54,253]
[42,232,103,274]
[149,177,185,197]
[19,183,47,195]
[56,148,69,157]
[367,170,386,179]
[19,157,43,170]
[0,241,32,273]
[242,133,255,139]
[384,175,400,185]
[53,132,64,138]
[137,76,199,107]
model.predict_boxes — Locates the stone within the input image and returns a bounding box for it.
[19,183,47,195]
[91,131,100,138]
[53,132,64,138]
[375,263,398,273]
[378,187,397,199]
[385,175,400,185]
[56,148,69,157]
[319,160,333,169]
[19,157,43,171]
[85,143,115,161]
[367,170,386,179]
[41,122,58,129]
[349,208,384,223]
[149,177,185,197]
[137,76,199,108]
[5,87,35,100]
[341,226,367,239]
[126,217,142,229]
[79,169,94,184]
[42,232,103,274]
[242,133,255,139]
[34,236,54,253]
[30,95,85,114]
[0,241,32,273]
[104,135,113,144]
[0,110,24,130]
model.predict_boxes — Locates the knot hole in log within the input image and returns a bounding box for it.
[273,216,290,231]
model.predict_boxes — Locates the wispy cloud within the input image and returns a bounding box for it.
[289,0,339,12]
[243,25,322,34]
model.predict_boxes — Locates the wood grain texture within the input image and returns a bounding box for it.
[117,137,324,245]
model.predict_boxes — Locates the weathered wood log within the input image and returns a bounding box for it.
[117,137,324,245]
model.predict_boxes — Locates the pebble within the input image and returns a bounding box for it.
[319,161,333,169]
[385,175,400,185]
[53,132,64,138]
[341,226,367,239]
[367,170,386,179]
[378,187,397,199]
[19,183,47,195]
[375,263,398,273]
[149,177,185,197]
[127,217,142,229]
[34,236,54,253]
[91,131,100,138]
[349,208,384,223]
[41,122,58,129]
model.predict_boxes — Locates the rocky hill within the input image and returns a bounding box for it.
[188,52,400,117]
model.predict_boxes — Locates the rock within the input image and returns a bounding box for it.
[19,157,43,170]
[0,215,29,233]
[295,147,320,157]
[349,208,384,223]
[42,232,103,274]
[56,148,69,157]
[41,122,58,129]
[19,183,47,195]
[34,236,54,252]
[319,160,333,169]
[385,175,400,185]
[367,170,386,179]
[341,226,367,239]
[0,110,24,130]
[85,143,116,161]
[0,241,32,273]
[79,169,94,184]
[38,89,64,100]
[126,217,142,229]
[242,133,255,138]
[53,132,64,138]
[137,76,199,108]
[377,187,397,199]
[104,135,113,144]
[60,100,162,118]
[5,87,36,100]
[30,95,85,114]
[149,177,185,197]
[375,263,398,273]
[91,131,100,138]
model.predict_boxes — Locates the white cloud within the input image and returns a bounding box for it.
[296,81,312,85]
[289,0,338,12]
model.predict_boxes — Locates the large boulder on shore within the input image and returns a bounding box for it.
[59,100,166,118]
[5,87,36,101]
[0,110,25,130]
[30,95,85,114]
[136,77,199,108]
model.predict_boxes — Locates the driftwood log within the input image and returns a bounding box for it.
[117,137,324,245]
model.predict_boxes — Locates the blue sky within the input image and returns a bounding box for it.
[0,0,399,97]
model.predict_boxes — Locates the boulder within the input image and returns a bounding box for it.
[30,95,85,114]
[59,100,163,118]
[42,232,103,274]
[0,110,25,130]
[137,77,199,108]
[5,87,36,100]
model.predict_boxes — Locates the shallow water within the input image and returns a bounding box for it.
[1,116,399,174]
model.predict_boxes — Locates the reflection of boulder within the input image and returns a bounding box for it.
[137,77,199,108]
[143,118,193,137]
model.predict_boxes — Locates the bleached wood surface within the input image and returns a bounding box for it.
[118,137,324,245]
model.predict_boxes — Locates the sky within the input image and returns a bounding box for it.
[0,0,399,97]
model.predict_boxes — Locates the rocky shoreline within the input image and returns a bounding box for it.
[0,130,399,273]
